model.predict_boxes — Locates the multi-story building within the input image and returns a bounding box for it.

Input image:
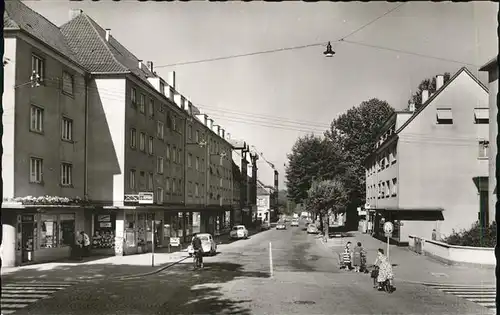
[1,2,251,266]
[2,1,90,267]
[479,56,498,226]
[256,180,272,223]
[364,67,489,245]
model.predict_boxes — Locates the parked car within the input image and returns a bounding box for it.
[230,225,249,239]
[291,220,299,227]
[276,222,287,230]
[187,233,217,256]
[260,221,271,231]
[307,223,319,234]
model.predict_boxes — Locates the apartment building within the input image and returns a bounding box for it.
[2,1,90,267]
[365,67,489,245]
[257,180,272,223]
[479,56,498,226]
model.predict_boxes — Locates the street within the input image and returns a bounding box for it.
[2,222,495,315]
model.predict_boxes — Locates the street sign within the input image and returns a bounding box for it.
[383,222,394,234]
[138,192,154,204]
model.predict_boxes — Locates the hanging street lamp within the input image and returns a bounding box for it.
[323,41,335,57]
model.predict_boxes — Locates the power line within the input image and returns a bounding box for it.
[155,3,405,69]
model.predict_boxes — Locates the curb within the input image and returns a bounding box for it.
[399,279,496,287]
[318,239,341,267]
[110,256,190,280]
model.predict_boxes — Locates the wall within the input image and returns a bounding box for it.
[487,67,498,225]
[2,37,16,199]
[13,35,87,199]
[87,78,125,205]
[398,71,489,238]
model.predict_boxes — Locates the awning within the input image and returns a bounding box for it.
[436,108,453,120]
[373,207,444,221]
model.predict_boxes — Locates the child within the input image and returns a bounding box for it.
[341,242,353,270]
[352,242,366,272]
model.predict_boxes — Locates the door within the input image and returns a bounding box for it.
[21,215,36,263]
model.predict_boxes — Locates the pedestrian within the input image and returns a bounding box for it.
[373,248,394,290]
[78,231,91,259]
[341,241,353,270]
[431,229,437,241]
[352,242,366,272]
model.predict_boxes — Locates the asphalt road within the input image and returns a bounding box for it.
[4,221,495,315]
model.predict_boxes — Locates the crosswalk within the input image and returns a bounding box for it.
[424,283,496,312]
[1,281,78,314]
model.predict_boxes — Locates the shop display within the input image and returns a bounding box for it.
[93,213,116,249]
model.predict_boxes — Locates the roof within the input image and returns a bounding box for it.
[479,56,498,72]
[4,0,81,65]
[60,11,156,83]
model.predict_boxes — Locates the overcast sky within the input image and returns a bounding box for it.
[25,1,498,189]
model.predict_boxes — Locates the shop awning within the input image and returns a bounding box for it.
[374,207,444,221]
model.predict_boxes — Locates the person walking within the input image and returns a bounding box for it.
[78,231,91,259]
[341,241,353,270]
[374,248,394,290]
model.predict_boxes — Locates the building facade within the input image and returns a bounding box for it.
[256,181,271,223]
[365,68,489,245]
[479,56,498,226]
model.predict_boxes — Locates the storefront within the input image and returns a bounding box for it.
[91,211,117,255]
[120,209,164,255]
[162,211,193,248]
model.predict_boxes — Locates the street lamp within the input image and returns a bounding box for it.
[323,41,335,57]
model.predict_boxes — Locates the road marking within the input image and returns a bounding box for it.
[1,281,77,315]
[424,283,496,310]
[269,241,274,277]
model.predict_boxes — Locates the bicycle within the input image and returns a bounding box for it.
[193,250,203,269]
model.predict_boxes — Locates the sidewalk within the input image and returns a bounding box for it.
[1,247,189,282]
[320,231,495,286]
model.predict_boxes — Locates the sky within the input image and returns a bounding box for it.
[24,1,498,189]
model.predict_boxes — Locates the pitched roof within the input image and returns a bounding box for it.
[396,67,488,134]
[60,11,156,83]
[4,0,80,64]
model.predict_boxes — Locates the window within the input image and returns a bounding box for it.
[130,129,137,149]
[172,146,176,163]
[59,214,75,247]
[166,178,171,192]
[139,133,146,152]
[474,108,489,124]
[30,157,43,183]
[61,163,73,186]
[62,71,74,95]
[178,179,182,193]
[40,214,57,248]
[166,112,172,130]
[131,88,137,106]
[157,157,164,174]
[195,183,199,197]
[148,172,154,190]
[30,105,44,133]
[188,154,192,168]
[160,82,165,95]
[172,116,177,131]
[61,117,73,141]
[392,178,398,196]
[201,158,205,172]
[178,149,182,164]
[157,121,164,139]
[157,187,164,204]
[436,108,453,124]
[188,125,193,139]
[172,180,176,194]
[148,136,154,155]
[166,144,171,159]
[129,170,136,189]
[31,54,45,81]
[195,130,200,142]
[195,157,200,171]
[139,94,146,113]
[140,171,146,189]
[148,99,154,118]
[479,140,489,159]
[385,181,390,197]
[188,181,193,196]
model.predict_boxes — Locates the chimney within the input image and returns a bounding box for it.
[105,29,111,42]
[146,61,153,73]
[167,72,176,89]
[436,75,444,90]
[421,90,429,104]
[69,9,83,21]
[408,102,415,112]
[138,60,143,69]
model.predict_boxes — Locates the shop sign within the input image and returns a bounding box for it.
[138,192,154,204]
[170,237,180,247]
[98,215,111,222]
[22,215,34,222]
[100,222,112,228]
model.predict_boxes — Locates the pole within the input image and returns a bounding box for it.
[269,241,273,277]
[386,235,390,260]
[151,215,155,267]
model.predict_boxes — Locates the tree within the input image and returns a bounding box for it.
[285,135,341,204]
[306,179,348,238]
[326,98,394,230]
[408,72,451,110]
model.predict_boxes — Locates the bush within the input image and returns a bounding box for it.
[443,221,496,248]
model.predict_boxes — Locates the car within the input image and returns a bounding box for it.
[291,220,299,227]
[187,233,217,256]
[230,225,249,239]
[307,223,319,234]
[260,221,271,231]
[276,222,287,230]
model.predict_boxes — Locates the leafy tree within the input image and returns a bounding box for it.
[306,179,348,238]
[285,135,341,204]
[326,98,394,230]
[408,72,451,110]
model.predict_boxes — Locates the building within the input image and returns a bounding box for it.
[256,180,272,223]
[2,0,90,266]
[479,56,498,226]
[364,67,489,245]
[1,2,250,266]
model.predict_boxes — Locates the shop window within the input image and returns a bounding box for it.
[137,213,147,246]
[92,213,116,249]
[59,214,75,247]
[125,213,136,247]
[40,214,57,248]
[192,212,201,234]
[177,212,184,237]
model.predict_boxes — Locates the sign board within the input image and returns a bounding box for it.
[385,232,392,238]
[383,222,394,234]
[170,237,180,247]
[138,192,154,204]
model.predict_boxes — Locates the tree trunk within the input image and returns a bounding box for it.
[323,213,329,242]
